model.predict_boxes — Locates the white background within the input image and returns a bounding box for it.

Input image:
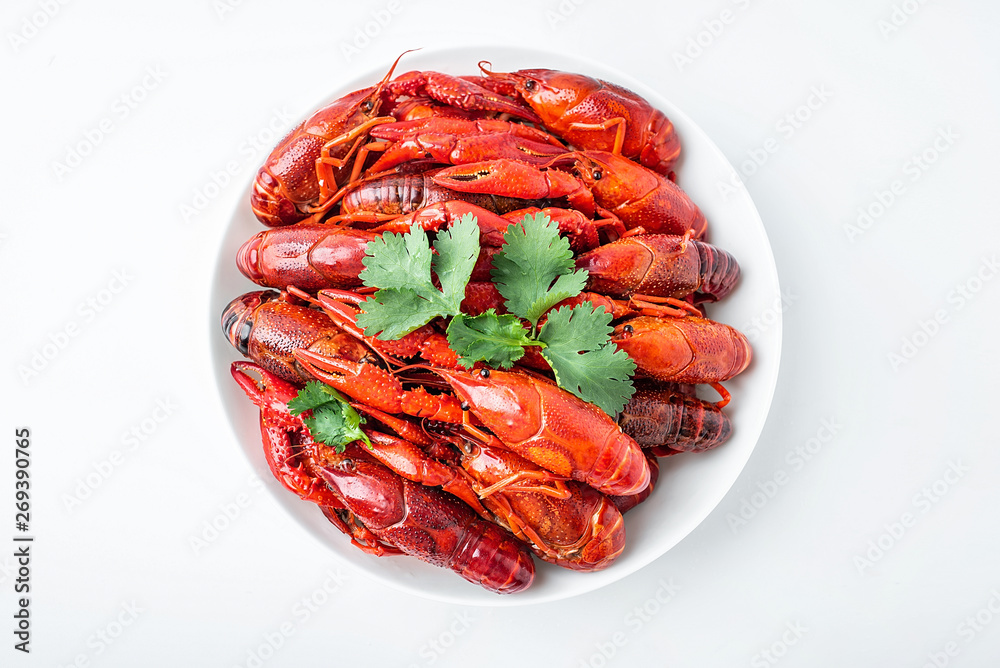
[2,0,999,666]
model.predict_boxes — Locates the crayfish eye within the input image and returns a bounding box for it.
[524,79,537,92]
[478,368,491,379]
[593,169,603,180]
[622,324,633,335]
[361,99,375,113]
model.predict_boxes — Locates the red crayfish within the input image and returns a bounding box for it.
[231,362,534,593]
[223,55,754,594]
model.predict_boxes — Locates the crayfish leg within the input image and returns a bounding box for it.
[567,116,628,155]
[315,117,396,197]
[477,472,573,500]
[709,382,732,408]
[630,294,702,318]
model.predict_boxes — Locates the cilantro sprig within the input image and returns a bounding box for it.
[356,213,479,339]
[538,304,636,414]
[287,381,371,452]
[491,212,588,334]
[446,309,540,369]
[353,211,636,415]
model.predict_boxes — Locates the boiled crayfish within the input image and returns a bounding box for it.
[222,54,754,594]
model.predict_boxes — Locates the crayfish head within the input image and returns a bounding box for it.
[481,67,597,125]
[567,152,609,187]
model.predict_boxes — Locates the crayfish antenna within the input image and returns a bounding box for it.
[378,49,422,90]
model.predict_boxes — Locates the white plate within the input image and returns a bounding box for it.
[210,46,782,606]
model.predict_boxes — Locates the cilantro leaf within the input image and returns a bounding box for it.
[287,381,346,415]
[301,405,370,453]
[359,227,435,293]
[543,344,636,416]
[538,304,636,414]
[432,212,480,307]
[492,212,588,328]
[355,288,449,340]
[447,311,537,369]
[538,301,617,352]
[355,216,481,339]
[288,381,371,452]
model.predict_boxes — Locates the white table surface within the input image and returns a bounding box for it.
[3,1,999,666]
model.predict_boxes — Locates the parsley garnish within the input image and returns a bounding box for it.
[287,381,371,452]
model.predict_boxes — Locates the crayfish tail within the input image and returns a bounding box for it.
[694,240,741,302]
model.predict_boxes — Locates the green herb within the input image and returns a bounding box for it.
[491,212,588,333]
[355,213,480,339]
[537,304,636,414]
[446,310,539,369]
[287,381,371,452]
[353,210,637,415]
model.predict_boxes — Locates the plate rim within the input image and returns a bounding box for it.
[209,43,782,607]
